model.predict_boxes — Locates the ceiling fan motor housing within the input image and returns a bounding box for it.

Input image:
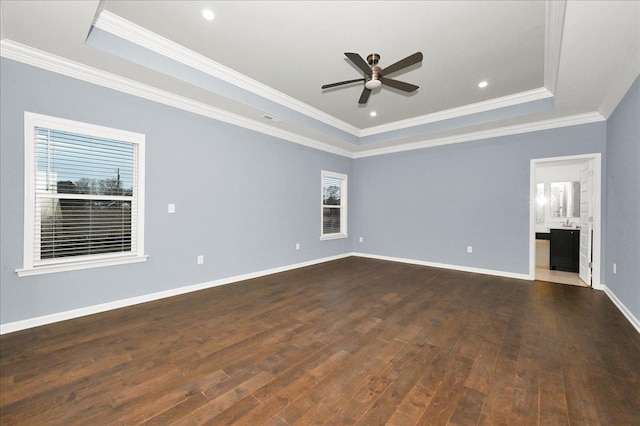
[365,66,383,89]
[365,54,382,89]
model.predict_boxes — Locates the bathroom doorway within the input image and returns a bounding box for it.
[529,154,602,288]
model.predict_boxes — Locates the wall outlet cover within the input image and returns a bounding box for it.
[467,246,473,253]
[168,203,176,213]
[197,255,204,264]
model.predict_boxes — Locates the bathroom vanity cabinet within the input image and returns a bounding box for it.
[550,228,580,272]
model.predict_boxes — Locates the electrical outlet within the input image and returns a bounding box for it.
[168,203,176,214]
[295,243,300,250]
[467,246,473,253]
[613,263,617,274]
[197,255,204,265]
[359,237,364,243]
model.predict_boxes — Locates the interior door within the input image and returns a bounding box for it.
[579,161,593,285]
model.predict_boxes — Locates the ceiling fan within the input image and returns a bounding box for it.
[322,52,423,104]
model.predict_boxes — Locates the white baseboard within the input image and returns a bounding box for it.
[602,284,640,335]
[0,253,352,335]
[6,253,636,337]
[354,253,639,335]
[351,252,533,280]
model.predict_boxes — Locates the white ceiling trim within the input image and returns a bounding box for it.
[0,39,353,159]
[93,10,361,137]
[353,112,605,159]
[359,87,553,137]
[544,0,566,94]
[94,9,560,140]
[599,54,640,118]
[0,39,609,161]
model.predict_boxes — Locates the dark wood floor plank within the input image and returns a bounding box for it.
[1,257,639,425]
[477,352,518,424]
[464,340,501,395]
[539,368,569,426]
[236,373,319,425]
[447,386,486,426]
[276,332,404,424]
[173,370,274,424]
[563,374,600,425]
[386,384,432,425]
[508,387,539,425]
[417,356,474,425]
[355,351,426,425]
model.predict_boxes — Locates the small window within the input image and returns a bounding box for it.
[321,170,348,239]
[17,112,147,276]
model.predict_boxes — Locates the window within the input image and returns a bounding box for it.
[17,112,146,276]
[321,170,347,239]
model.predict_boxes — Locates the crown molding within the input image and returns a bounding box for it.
[0,40,609,161]
[93,10,361,138]
[94,9,563,141]
[0,40,353,158]
[544,0,566,95]
[359,87,553,137]
[599,56,640,118]
[353,112,605,158]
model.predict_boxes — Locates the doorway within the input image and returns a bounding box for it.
[529,154,602,288]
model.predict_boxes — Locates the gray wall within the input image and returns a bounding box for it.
[0,58,351,324]
[605,76,640,321]
[351,124,607,275]
[1,57,637,330]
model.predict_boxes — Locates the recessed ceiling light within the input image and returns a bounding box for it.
[478,81,488,88]
[202,9,215,21]
[370,111,377,117]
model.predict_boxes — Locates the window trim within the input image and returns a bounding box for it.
[320,170,348,240]
[16,112,147,277]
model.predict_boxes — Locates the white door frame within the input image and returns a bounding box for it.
[529,153,603,289]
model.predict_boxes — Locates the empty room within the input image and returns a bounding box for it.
[1,1,639,424]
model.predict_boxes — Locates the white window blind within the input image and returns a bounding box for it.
[321,171,348,239]
[19,113,146,276]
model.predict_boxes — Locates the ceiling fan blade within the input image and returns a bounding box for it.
[381,52,423,76]
[345,52,372,74]
[358,88,372,104]
[382,78,419,92]
[322,78,365,89]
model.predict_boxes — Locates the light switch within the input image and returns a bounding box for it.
[168,203,175,213]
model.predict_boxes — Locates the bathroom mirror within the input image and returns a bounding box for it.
[550,181,580,218]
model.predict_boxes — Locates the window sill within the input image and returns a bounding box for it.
[16,255,149,277]
[320,233,348,241]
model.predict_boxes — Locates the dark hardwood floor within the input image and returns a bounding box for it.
[1,257,639,425]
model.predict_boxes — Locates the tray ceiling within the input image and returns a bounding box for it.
[1,1,638,156]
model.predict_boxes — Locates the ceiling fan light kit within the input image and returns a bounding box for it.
[322,51,423,104]
[365,79,382,90]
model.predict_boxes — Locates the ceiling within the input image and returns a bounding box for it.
[1,1,639,157]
